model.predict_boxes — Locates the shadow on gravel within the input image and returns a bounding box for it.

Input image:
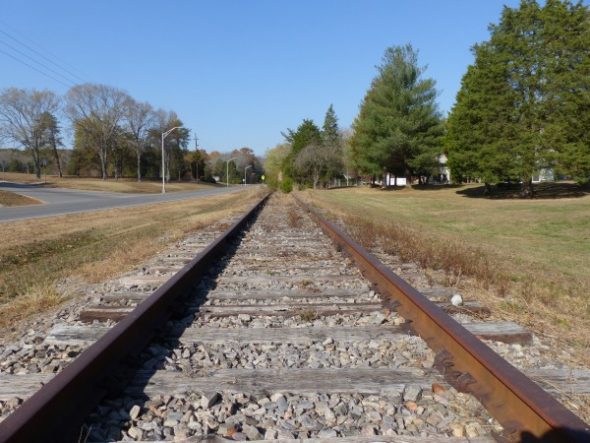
[80,213,260,442]
[520,428,590,442]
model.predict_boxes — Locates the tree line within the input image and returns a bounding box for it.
[265,105,347,192]
[0,83,263,183]
[267,0,590,197]
[265,45,444,191]
[446,0,590,197]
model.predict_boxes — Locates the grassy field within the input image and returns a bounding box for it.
[0,188,264,331]
[304,185,590,358]
[0,190,41,207]
[1,171,221,193]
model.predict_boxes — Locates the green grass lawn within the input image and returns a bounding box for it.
[307,185,590,282]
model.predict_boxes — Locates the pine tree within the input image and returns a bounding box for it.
[36,111,63,177]
[446,43,517,188]
[322,104,339,146]
[446,0,590,194]
[351,44,443,184]
[542,0,590,184]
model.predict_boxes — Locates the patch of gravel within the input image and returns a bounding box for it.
[86,386,497,442]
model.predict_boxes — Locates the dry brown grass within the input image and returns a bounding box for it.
[301,187,590,364]
[0,188,265,329]
[0,283,68,330]
[0,190,41,206]
[287,208,304,228]
[298,310,318,322]
[2,171,222,193]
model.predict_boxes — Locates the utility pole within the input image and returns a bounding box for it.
[194,133,199,183]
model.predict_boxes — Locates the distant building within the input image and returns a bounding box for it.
[436,154,451,183]
[384,174,407,186]
[532,168,554,183]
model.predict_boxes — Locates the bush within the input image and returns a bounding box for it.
[279,177,293,193]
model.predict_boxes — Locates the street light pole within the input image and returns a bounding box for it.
[244,165,252,185]
[161,126,182,194]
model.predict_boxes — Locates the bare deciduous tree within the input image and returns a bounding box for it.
[65,84,129,180]
[294,143,343,189]
[125,98,154,181]
[0,88,60,178]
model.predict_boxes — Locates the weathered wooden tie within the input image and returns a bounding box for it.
[45,321,532,347]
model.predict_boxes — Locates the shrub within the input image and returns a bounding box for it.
[279,177,293,193]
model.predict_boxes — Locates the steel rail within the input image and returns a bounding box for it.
[296,196,590,442]
[0,192,270,443]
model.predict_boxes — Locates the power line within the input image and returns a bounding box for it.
[0,19,90,82]
[0,47,73,88]
[0,39,76,87]
[0,28,86,83]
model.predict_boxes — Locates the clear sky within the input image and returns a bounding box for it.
[1,0,524,155]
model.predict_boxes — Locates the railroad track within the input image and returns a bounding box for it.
[0,192,588,442]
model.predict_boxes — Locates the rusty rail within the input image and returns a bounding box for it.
[296,196,590,442]
[0,193,270,443]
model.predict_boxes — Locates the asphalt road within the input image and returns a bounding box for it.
[0,183,248,223]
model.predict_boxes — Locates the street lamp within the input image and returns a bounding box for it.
[244,165,252,185]
[225,157,239,187]
[161,126,182,194]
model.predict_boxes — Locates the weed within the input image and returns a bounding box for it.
[287,208,303,228]
[300,279,312,288]
[299,310,318,322]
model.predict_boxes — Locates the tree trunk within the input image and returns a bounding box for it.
[136,148,142,182]
[521,177,534,199]
[31,137,41,179]
[313,170,319,189]
[484,182,492,195]
[99,147,108,180]
[32,149,41,179]
[165,151,170,182]
[50,133,62,178]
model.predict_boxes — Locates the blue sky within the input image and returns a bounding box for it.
[2,0,523,155]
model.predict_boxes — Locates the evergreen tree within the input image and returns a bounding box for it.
[351,44,443,184]
[36,111,63,177]
[446,44,517,188]
[447,0,590,194]
[281,119,322,181]
[542,0,590,184]
[322,104,339,146]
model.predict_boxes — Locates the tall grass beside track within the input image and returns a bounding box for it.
[303,185,590,361]
[0,188,264,333]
